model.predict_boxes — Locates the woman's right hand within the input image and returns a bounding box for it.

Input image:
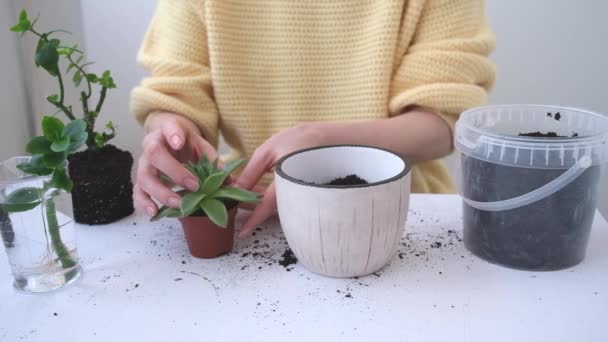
[134,112,217,217]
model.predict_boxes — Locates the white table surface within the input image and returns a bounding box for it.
[1,194,607,342]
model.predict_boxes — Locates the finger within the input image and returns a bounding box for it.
[237,146,273,190]
[137,158,182,208]
[190,134,218,161]
[146,138,199,191]
[238,182,277,238]
[237,185,267,210]
[238,202,257,211]
[133,183,158,217]
[161,117,187,150]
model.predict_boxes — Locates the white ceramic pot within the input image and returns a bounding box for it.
[275,145,411,278]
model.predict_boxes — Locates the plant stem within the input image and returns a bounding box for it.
[47,98,76,121]
[45,198,76,269]
[0,208,14,248]
[67,55,92,98]
[57,69,65,104]
[95,86,107,115]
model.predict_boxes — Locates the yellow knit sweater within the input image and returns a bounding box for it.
[131,0,495,193]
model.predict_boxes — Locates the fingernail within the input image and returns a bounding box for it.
[168,197,180,208]
[171,135,182,149]
[146,207,156,216]
[184,177,198,191]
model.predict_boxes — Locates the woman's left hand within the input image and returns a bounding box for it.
[236,123,327,237]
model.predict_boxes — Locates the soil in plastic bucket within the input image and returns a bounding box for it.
[461,155,601,270]
[68,145,134,225]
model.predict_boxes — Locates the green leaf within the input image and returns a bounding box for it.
[10,10,31,33]
[86,73,98,83]
[41,151,66,168]
[95,133,106,148]
[184,162,199,179]
[57,43,78,56]
[0,187,42,213]
[26,136,51,154]
[35,39,59,76]
[212,159,219,173]
[67,132,87,153]
[42,116,64,141]
[47,94,59,103]
[201,172,229,194]
[151,206,182,221]
[19,9,28,23]
[200,198,228,228]
[50,168,72,192]
[213,187,260,203]
[63,119,86,139]
[48,38,60,48]
[222,159,244,175]
[50,136,70,152]
[72,71,82,87]
[180,191,206,216]
[16,157,53,176]
[99,70,116,89]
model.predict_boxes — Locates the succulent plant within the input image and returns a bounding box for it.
[151,158,259,227]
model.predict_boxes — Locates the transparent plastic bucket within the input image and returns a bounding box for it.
[455,105,608,270]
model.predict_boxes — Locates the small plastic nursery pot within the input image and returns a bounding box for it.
[275,145,411,278]
[180,202,238,259]
[455,105,608,271]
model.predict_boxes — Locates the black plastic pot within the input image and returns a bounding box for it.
[68,145,134,225]
[461,155,601,271]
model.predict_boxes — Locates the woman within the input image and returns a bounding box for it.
[131,0,495,237]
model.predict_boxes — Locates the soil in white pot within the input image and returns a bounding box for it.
[325,174,368,186]
[306,174,369,186]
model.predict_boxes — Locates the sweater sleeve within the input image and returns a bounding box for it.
[389,0,496,134]
[130,0,219,146]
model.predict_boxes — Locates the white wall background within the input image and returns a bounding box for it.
[2,0,607,215]
[485,1,608,216]
[0,0,31,160]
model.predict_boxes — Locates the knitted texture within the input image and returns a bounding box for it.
[131,0,495,193]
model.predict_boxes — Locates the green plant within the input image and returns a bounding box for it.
[152,158,260,227]
[0,9,108,274]
[11,9,117,152]
[0,116,87,267]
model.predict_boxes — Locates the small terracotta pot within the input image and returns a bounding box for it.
[179,207,237,259]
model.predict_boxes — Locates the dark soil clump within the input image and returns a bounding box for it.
[278,249,298,268]
[68,145,134,225]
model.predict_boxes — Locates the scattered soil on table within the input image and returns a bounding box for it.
[325,174,368,186]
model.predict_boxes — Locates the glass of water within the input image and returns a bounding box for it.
[0,157,81,293]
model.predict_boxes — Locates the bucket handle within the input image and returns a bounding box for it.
[462,155,592,212]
